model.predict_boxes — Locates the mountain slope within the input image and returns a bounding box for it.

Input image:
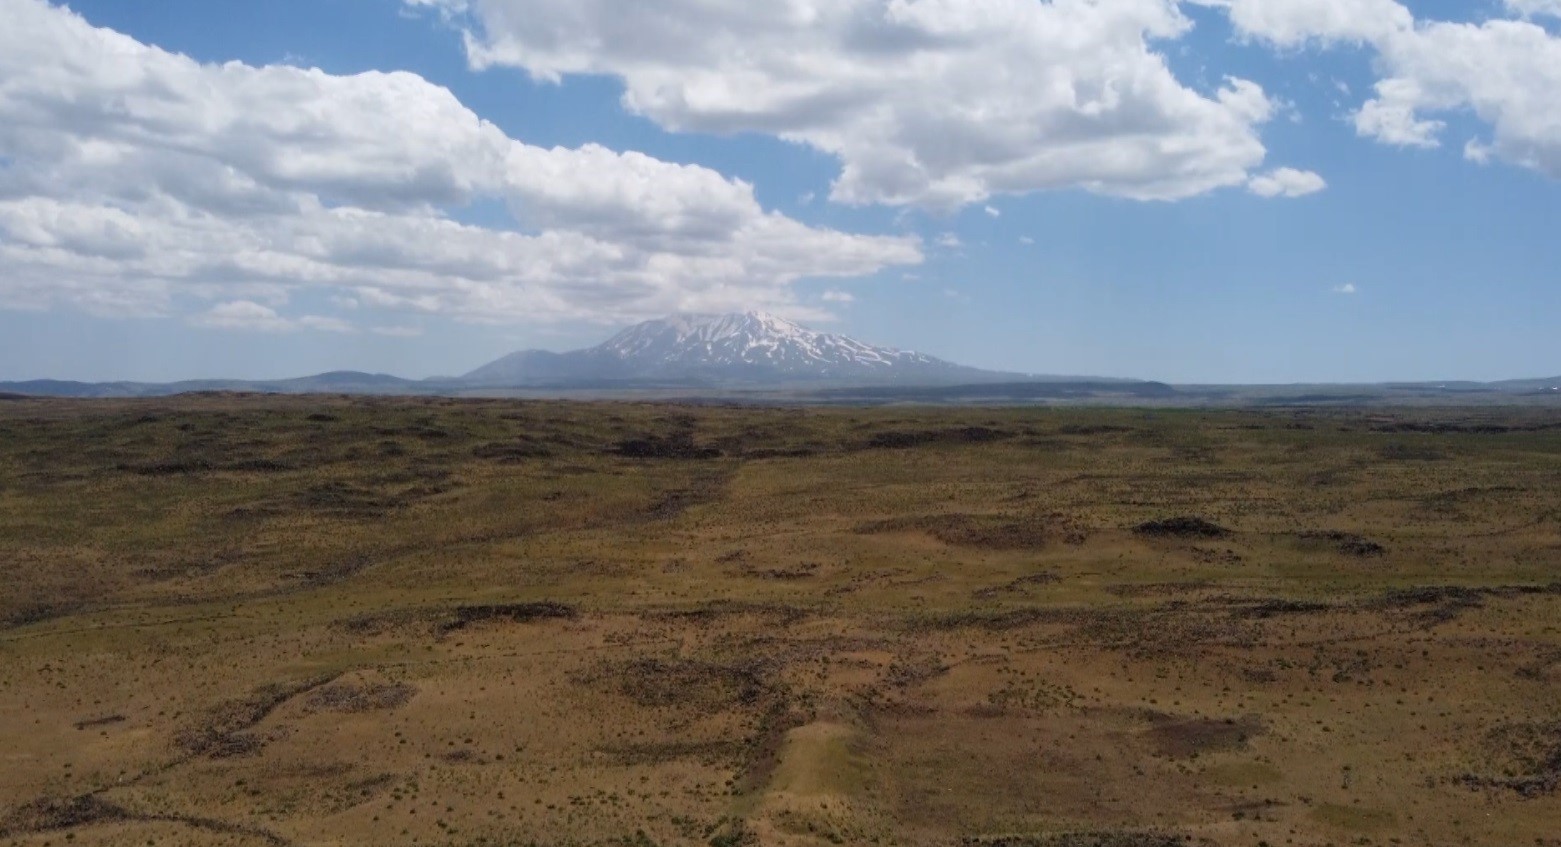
[463,312,1000,385]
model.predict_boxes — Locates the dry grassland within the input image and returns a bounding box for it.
[1,395,1558,847]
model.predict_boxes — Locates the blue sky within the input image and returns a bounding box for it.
[0,0,1557,383]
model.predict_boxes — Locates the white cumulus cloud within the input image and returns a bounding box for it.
[1190,0,1412,47]
[1247,167,1328,198]
[1506,0,1561,19]
[0,0,920,329]
[1195,0,1561,180]
[418,0,1288,208]
[1358,19,1561,176]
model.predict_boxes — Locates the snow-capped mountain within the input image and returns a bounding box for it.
[597,312,952,375]
[463,312,998,385]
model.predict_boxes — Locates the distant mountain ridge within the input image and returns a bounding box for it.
[0,312,1556,405]
[0,371,421,399]
[463,311,1005,385]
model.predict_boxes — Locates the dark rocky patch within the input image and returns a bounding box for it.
[1338,538,1387,557]
[72,714,127,730]
[1363,584,1561,627]
[1516,650,1561,682]
[963,833,1200,847]
[176,673,342,759]
[119,458,213,476]
[739,446,822,459]
[221,457,294,473]
[613,433,722,459]
[858,512,1085,549]
[973,572,1061,599]
[1370,585,1491,626]
[865,426,1011,449]
[610,658,768,710]
[472,439,553,462]
[639,601,810,627]
[341,605,550,637]
[306,681,417,713]
[1456,721,1561,798]
[883,655,953,689]
[204,732,267,759]
[1300,531,1386,557]
[595,739,745,767]
[1057,424,1135,436]
[919,607,1082,632]
[0,794,126,835]
[438,602,578,636]
[0,794,293,845]
[742,562,819,581]
[1144,714,1263,758]
[1373,585,1489,608]
[4,602,81,628]
[1236,599,1334,619]
[1134,517,1231,539]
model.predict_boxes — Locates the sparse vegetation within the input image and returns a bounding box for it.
[1,396,1558,846]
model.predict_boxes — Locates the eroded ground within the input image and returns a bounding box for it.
[1,396,1558,846]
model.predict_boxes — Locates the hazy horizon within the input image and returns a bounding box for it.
[4,306,1557,387]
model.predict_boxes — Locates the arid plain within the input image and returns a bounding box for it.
[1,395,1558,847]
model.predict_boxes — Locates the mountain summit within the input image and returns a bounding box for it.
[463,311,994,385]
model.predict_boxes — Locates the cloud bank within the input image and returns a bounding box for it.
[1197,0,1561,177]
[0,0,921,330]
[425,0,1561,203]
[6,0,1561,334]
[415,0,1285,208]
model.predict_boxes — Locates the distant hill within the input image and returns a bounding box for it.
[0,372,421,398]
[1489,376,1561,394]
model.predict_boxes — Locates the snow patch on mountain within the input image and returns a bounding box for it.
[464,311,987,385]
[597,312,943,375]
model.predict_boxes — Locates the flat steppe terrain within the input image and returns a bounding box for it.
[1,396,1557,847]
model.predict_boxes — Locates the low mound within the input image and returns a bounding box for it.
[1134,517,1230,539]
[440,602,577,635]
[305,680,416,713]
